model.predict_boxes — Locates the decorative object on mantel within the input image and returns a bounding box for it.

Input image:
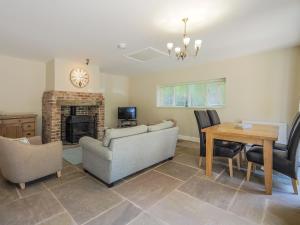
[166,17,202,60]
[70,68,89,88]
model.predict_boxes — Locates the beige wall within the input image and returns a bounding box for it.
[0,55,45,135]
[102,74,129,128]
[45,58,129,128]
[129,47,300,138]
[0,56,129,136]
[46,58,102,93]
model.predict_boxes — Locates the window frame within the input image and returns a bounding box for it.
[156,78,226,109]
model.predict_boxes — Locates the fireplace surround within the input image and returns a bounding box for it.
[42,91,104,143]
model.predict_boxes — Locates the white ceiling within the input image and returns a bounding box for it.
[0,0,300,76]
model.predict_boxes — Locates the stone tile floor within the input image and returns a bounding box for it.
[0,140,300,225]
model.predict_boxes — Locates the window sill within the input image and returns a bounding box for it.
[156,105,225,109]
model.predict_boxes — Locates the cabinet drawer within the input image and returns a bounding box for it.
[2,119,22,124]
[21,118,36,123]
[23,130,35,137]
[22,122,35,131]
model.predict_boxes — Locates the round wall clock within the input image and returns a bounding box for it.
[70,68,89,88]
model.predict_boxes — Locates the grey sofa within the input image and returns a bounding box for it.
[0,136,63,189]
[80,126,179,187]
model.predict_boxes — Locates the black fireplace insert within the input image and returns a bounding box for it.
[65,106,97,144]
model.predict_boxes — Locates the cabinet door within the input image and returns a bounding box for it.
[2,124,22,138]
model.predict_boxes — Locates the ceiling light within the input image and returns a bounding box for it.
[166,18,202,60]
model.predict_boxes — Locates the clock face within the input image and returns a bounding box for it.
[70,68,89,88]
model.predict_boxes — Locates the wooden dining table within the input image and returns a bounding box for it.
[202,123,279,195]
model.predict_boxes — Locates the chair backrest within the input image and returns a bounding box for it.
[287,112,300,148]
[288,113,300,161]
[207,109,221,125]
[194,110,211,156]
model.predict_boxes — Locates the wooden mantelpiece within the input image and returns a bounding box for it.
[0,114,37,138]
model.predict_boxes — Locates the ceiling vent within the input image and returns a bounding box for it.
[125,47,168,62]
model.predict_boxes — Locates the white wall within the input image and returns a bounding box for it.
[129,47,300,138]
[0,55,45,134]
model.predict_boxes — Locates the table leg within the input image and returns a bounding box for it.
[205,133,213,177]
[263,140,273,195]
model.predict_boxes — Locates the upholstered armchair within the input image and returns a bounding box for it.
[0,136,63,189]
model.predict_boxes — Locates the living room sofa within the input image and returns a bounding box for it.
[79,123,178,187]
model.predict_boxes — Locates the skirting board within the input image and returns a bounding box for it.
[178,135,199,143]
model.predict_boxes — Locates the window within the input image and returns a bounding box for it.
[157,78,225,108]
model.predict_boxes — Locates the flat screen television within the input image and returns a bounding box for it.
[118,107,137,120]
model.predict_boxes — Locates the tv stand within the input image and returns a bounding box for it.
[118,119,137,128]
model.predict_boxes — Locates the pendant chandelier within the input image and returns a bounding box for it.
[166,18,202,60]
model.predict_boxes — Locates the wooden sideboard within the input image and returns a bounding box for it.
[0,114,37,138]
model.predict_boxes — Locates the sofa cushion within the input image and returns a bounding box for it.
[10,137,30,144]
[103,125,148,147]
[148,121,174,132]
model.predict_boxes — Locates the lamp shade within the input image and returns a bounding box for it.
[195,40,202,48]
[167,42,174,50]
[183,37,190,46]
[175,47,181,53]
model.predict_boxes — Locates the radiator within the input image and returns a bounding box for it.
[242,120,288,145]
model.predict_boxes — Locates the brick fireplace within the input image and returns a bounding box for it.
[42,91,104,143]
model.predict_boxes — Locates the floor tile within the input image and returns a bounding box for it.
[148,190,255,225]
[173,153,199,168]
[176,140,200,149]
[215,168,245,189]
[127,213,168,225]
[178,176,237,210]
[0,176,19,206]
[40,212,75,225]
[155,161,198,181]
[43,170,86,189]
[229,190,267,224]
[176,146,198,156]
[85,201,141,225]
[0,190,63,225]
[51,176,122,224]
[62,165,79,175]
[114,171,182,209]
[263,199,300,225]
[18,182,46,198]
[240,172,266,194]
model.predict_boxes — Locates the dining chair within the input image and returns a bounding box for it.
[194,110,242,177]
[252,112,300,151]
[207,109,221,125]
[207,109,246,160]
[246,114,300,194]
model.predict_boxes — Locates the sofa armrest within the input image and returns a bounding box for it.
[79,136,112,161]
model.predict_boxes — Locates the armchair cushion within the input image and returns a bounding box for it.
[0,136,63,184]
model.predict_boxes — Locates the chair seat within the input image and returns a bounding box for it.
[251,143,287,151]
[246,146,295,178]
[214,141,241,158]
